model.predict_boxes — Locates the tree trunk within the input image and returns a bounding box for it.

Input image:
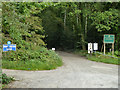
[81,34,86,50]
[64,9,66,30]
[79,14,86,50]
[85,16,87,37]
[118,33,120,56]
[77,14,78,25]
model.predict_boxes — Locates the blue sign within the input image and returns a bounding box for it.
[3,44,16,52]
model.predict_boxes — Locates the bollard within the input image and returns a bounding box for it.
[52,48,55,51]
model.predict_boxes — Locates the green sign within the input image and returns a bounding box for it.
[104,34,115,43]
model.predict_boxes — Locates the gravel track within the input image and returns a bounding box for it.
[2,51,118,88]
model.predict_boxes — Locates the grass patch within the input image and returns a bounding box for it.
[87,54,119,65]
[2,47,63,70]
[74,50,119,65]
[2,59,62,70]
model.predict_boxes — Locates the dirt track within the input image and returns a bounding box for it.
[2,51,118,88]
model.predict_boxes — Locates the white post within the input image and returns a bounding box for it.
[104,43,105,55]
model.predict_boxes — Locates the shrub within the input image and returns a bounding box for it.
[2,47,63,70]
[2,73,14,84]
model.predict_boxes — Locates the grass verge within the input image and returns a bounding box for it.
[87,54,119,65]
[2,47,63,70]
[74,50,119,65]
[2,58,63,70]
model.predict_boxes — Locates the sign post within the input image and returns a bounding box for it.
[112,43,114,55]
[103,34,115,55]
[88,43,93,54]
[7,41,11,50]
[104,43,106,55]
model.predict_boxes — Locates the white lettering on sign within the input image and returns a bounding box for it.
[7,48,12,50]
[4,46,16,48]
[93,43,98,50]
[3,44,16,52]
[88,43,93,53]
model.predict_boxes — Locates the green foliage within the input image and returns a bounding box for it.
[2,59,62,70]
[90,8,119,32]
[73,50,119,65]
[107,51,120,58]
[87,54,119,65]
[2,47,63,70]
[40,2,119,50]
[2,2,45,48]
[2,2,63,70]
[2,73,14,84]
[2,2,119,70]
[3,2,119,51]
[3,58,62,70]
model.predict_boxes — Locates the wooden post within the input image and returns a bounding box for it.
[101,44,103,52]
[112,43,114,55]
[104,43,105,55]
[5,52,6,57]
[90,50,92,56]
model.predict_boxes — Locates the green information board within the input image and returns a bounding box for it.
[104,34,115,43]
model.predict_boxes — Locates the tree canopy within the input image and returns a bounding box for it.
[2,2,120,52]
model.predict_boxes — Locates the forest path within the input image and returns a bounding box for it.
[2,51,118,88]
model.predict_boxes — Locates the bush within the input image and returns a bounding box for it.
[2,73,14,84]
[2,47,63,70]
[114,51,120,56]
[106,50,120,58]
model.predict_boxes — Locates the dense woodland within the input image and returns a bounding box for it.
[0,2,119,86]
[1,2,120,65]
[2,2,120,51]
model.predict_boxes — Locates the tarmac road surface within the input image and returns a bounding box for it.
[2,51,118,88]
